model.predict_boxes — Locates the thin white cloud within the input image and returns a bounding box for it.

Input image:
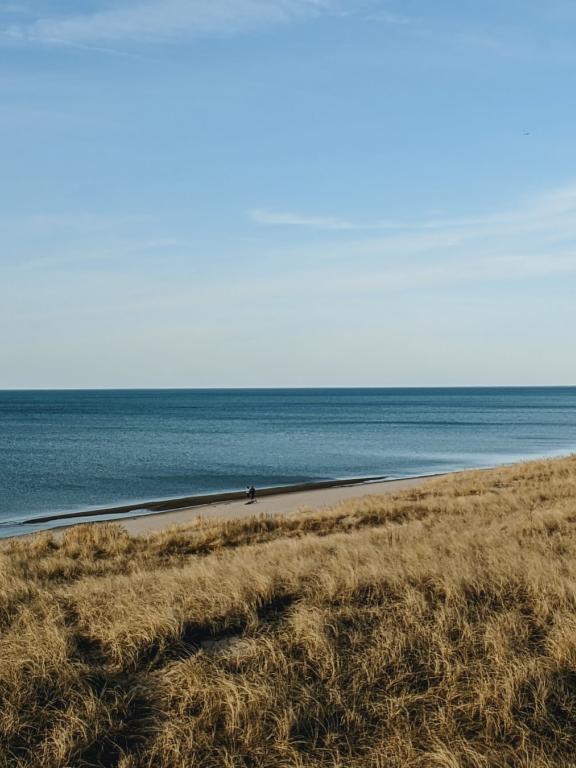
[236,245,576,302]
[3,0,342,46]
[0,212,151,233]
[8,183,576,297]
[247,182,576,292]
[322,250,576,294]
[252,183,576,242]
[250,208,356,230]
[366,11,421,25]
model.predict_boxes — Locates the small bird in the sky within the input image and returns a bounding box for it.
[523,131,531,136]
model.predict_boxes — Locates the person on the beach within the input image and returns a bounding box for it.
[247,485,256,503]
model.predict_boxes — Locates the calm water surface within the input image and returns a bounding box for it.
[0,388,575,537]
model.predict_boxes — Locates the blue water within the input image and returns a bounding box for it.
[0,388,575,538]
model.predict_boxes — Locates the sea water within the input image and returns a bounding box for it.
[0,388,575,537]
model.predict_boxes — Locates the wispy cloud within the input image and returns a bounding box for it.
[247,183,576,292]
[252,183,576,240]
[0,1,451,59]
[366,11,421,26]
[250,208,357,230]
[18,236,181,271]
[7,184,576,297]
[319,250,576,294]
[0,211,183,272]
[2,0,344,47]
[0,211,151,233]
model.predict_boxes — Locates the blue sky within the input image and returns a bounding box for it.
[1,0,575,387]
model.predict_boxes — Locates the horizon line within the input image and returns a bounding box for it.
[1,385,575,392]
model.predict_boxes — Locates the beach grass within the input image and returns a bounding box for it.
[2,455,576,766]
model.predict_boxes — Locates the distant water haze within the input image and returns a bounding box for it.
[0,387,575,537]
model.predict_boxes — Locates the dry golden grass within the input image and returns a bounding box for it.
[2,455,576,767]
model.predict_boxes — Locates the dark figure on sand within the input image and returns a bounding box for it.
[246,485,256,504]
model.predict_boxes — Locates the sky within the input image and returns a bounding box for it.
[1,0,575,388]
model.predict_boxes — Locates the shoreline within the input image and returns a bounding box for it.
[8,450,574,539]
[119,475,432,536]
[8,472,447,539]
[22,475,390,525]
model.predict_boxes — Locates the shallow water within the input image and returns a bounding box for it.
[0,388,575,537]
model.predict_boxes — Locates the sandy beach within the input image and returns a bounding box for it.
[121,476,427,536]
